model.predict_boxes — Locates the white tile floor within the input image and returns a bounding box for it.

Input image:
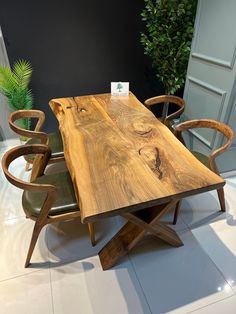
[1,142,236,314]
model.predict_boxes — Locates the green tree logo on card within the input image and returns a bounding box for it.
[117,82,123,92]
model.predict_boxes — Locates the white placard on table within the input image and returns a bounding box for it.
[111,82,129,96]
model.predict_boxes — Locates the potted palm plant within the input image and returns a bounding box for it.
[140,0,197,119]
[0,59,33,130]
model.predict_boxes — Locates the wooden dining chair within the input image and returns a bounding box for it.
[8,110,64,172]
[2,144,95,267]
[144,95,185,130]
[173,119,234,224]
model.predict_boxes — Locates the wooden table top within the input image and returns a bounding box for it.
[49,92,225,223]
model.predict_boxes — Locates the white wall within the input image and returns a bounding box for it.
[0,26,16,143]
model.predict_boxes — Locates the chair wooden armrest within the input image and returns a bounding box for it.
[2,144,52,188]
[144,95,185,124]
[8,110,48,144]
[9,110,65,173]
[2,144,57,220]
[175,119,234,173]
[165,106,185,122]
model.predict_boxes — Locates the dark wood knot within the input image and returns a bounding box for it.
[138,146,163,179]
[132,121,153,136]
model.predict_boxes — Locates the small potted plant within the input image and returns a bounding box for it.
[140,0,197,118]
[0,59,33,132]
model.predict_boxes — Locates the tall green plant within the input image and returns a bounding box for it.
[0,59,33,129]
[141,0,197,95]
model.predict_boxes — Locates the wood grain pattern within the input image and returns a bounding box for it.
[49,92,225,223]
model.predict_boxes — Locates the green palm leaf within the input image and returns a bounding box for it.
[8,88,33,110]
[0,59,33,130]
[0,66,17,96]
[12,59,33,89]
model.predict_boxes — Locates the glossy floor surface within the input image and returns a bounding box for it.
[1,141,236,314]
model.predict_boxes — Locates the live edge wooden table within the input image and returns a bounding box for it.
[49,92,225,270]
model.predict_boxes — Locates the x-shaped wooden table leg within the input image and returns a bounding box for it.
[98,200,183,270]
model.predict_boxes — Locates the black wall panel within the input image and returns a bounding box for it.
[0,0,163,131]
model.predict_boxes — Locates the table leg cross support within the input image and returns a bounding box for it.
[98,201,183,270]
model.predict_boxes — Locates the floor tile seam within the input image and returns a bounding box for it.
[190,228,236,293]
[179,214,197,230]
[0,224,51,284]
[180,215,219,232]
[48,262,55,314]
[0,214,26,221]
[0,215,25,223]
[186,294,236,314]
[113,212,191,314]
[46,226,55,314]
[0,268,46,284]
[177,216,191,232]
[45,225,52,263]
[45,225,96,269]
[45,223,73,270]
[127,253,153,314]
[206,255,236,293]
[180,215,192,230]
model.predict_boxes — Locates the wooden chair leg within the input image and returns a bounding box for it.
[217,188,226,212]
[25,162,31,171]
[88,222,95,246]
[173,200,182,225]
[25,222,44,268]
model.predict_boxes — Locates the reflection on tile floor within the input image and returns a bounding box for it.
[1,148,236,314]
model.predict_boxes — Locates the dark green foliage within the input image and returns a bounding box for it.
[0,59,33,129]
[141,0,197,95]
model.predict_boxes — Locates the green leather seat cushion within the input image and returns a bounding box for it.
[25,132,64,162]
[22,171,79,217]
[191,151,210,168]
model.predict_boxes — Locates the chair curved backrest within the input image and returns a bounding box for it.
[2,144,57,220]
[175,119,234,173]
[2,144,53,192]
[8,110,48,144]
[144,95,185,124]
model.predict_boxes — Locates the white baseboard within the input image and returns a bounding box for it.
[221,170,236,178]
